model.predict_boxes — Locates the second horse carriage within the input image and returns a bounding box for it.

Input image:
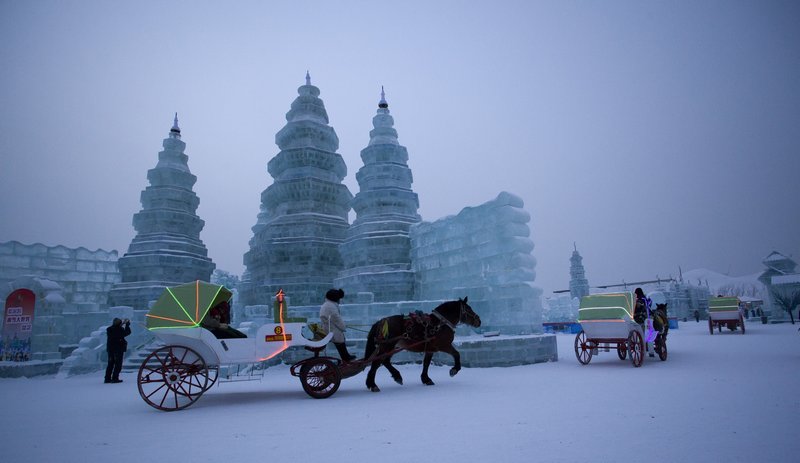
[574,292,667,367]
[707,296,745,335]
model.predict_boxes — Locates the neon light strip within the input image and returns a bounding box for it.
[259,345,288,361]
[195,280,199,322]
[580,319,626,323]
[145,314,196,325]
[278,293,288,353]
[580,305,633,318]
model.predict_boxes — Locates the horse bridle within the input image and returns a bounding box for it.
[432,301,475,332]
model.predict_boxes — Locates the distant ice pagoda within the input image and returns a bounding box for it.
[569,243,590,300]
[334,88,421,302]
[240,73,353,307]
[108,115,215,310]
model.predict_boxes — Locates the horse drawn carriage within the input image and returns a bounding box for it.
[574,292,667,367]
[707,296,745,335]
[136,281,481,411]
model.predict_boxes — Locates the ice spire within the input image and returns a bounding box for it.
[305,70,311,86]
[169,112,181,138]
[379,85,388,109]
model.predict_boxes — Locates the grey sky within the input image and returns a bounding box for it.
[1,1,798,296]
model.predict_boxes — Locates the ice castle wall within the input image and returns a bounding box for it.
[410,191,543,334]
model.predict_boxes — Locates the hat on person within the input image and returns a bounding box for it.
[325,288,345,303]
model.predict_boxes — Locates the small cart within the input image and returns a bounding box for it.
[708,296,745,335]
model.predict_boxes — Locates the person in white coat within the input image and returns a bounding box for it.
[319,288,356,362]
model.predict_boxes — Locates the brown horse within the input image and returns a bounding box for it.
[363,297,481,392]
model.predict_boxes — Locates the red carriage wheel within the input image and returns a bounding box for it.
[299,358,341,399]
[708,319,714,335]
[137,345,211,411]
[627,330,644,367]
[205,365,219,391]
[574,330,593,365]
[656,335,668,361]
[617,342,628,360]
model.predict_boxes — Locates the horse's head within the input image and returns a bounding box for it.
[458,297,481,328]
[656,303,668,314]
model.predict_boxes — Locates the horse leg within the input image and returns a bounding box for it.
[439,345,461,377]
[365,359,383,392]
[421,352,435,385]
[381,356,403,385]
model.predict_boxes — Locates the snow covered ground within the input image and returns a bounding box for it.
[2,321,798,463]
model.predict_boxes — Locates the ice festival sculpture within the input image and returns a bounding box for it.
[108,115,215,310]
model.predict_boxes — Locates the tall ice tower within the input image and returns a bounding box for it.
[240,73,352,306]
[569,243,590,300]
[335,87,420,301]
[109,115,215,310]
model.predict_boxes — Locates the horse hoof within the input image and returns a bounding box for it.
[393,376,403,385]
[370,386,381,392]
[422,378,435,386]
[449,368,459,377]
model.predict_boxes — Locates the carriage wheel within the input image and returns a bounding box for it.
[655,335,668,361]
[299,358,341,399]
[574,330,593,365]
[617,342,628,360]
[708,319,714,335]
[205,366,219,391]
[740,315,746,335]
[137,345,210,411]
[627,331,644,367]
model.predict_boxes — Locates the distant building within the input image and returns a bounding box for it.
[758,251,799,319]
[569,243,590,300]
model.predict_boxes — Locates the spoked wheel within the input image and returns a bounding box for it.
[617,342,628,360]
[574,330,593,365]
[137,345,210,411]
[655,334,668,361]
[299,358,341,399]
[205,366,219,391]
[708,319,714,335]
[627,330,644,367]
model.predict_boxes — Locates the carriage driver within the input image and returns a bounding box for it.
[319,288,356,362]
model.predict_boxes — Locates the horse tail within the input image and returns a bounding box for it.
[364,320,379,361]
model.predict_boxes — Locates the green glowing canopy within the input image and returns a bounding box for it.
[708,296,740,312]
[145,280,233,330]
[578,292,636,321]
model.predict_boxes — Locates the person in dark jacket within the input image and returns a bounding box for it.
[105,318,131,383]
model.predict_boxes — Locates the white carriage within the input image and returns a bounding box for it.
[137,281,338,411]
[574,292,666,367]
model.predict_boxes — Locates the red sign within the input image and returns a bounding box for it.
[2,289,36,362]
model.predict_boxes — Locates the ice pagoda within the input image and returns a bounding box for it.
[334,87,421,302]
[108,115,215,310]
[240,73,353,307]
[569,243,590,300]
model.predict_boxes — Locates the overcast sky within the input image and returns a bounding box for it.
[1,1,798,296]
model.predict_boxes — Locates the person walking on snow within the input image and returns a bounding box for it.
[319,288,356,362]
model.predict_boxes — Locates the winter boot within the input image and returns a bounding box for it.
[334,342,356,363]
